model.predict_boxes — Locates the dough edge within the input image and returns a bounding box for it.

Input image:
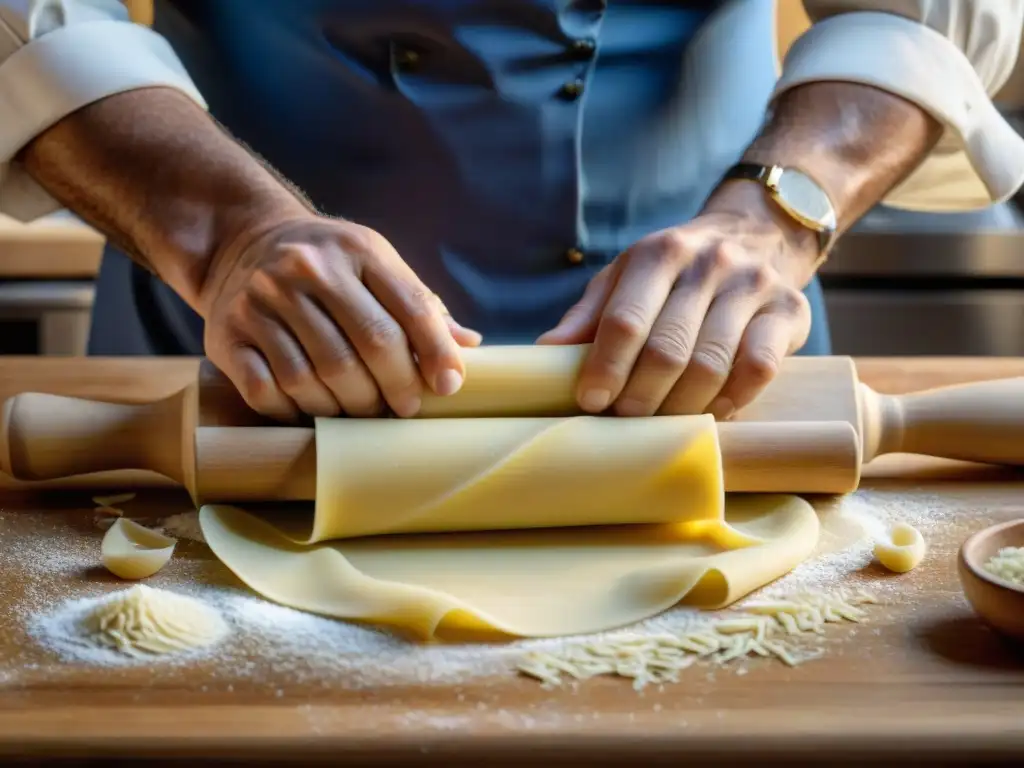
[198,495,820,641]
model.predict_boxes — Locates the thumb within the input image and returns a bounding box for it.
[536,266,616,345]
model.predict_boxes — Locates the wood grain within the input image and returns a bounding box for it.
[1,358,1024,763]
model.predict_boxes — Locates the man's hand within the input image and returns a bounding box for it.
[200,215,481,421]
[537,182,817,420]
[16,88,482,421]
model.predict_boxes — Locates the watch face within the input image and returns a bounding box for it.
[774,169,834,229]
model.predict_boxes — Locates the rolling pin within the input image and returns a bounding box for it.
[2,345,1022,502]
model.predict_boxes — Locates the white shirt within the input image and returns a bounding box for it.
[1,0,1023,222]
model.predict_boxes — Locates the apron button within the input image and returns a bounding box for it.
[395,47,421,71]
[565,247,586,265]
[569,38,597,59]
[559,79,585,100]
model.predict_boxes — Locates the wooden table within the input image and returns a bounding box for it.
[0,215,103,279]
[2,357,1024,765]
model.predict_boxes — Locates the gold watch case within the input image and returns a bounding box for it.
[725,163,838,256]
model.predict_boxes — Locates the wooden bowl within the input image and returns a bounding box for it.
[958,519,1024,640]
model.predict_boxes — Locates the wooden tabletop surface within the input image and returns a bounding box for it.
[2,356,1024,765]
[0,215,104,280]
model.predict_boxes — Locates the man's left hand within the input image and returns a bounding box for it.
[537,182,820,420]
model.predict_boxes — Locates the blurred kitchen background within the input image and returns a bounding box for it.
[2,1,1024,357]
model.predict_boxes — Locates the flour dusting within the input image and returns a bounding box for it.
[0,487,973,691]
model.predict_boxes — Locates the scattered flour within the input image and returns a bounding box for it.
[157,511,205,543]
[0,487,968,691]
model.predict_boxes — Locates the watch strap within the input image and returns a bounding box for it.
[725,162,773,184]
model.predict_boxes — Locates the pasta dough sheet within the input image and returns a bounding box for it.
[312,414,723,540]
[199,495,819,639]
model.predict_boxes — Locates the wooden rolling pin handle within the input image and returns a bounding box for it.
[188,420,861,503]
[0,389,196,488]
[859,378,1024,466]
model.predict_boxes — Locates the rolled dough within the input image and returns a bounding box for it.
[198,414,819,640]
[312,414,722,540]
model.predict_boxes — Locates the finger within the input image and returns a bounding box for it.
[258,290,384,417]
[434,293,483,347]
[535,264,617,345]
[218,342,300,423]
[448,318,483,347]
[364,267,467,399]
[575,257,678,413]
[708,292,811,418]
[612,280,715,417]
[243,308,342,417]
[314,270,424,418]
[658,292,763,417]
[706,311,791,419]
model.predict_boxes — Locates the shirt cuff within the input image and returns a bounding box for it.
[0,19,206,221]
[774,12,1024,212]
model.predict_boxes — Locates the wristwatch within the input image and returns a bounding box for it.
[723,163,838,261]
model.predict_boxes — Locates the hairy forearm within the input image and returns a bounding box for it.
[741,81,944,231]
[18,87,312,311]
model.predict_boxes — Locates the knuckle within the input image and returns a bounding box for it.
[735,349,780,388]
[638,230,690,269]
[356,316,404,355]
[700,243,735,277]
[227,294,261,328]
[276,243,325,283]
[273,356,312,394]
[338,223,391,261]
[746,264,776,293]
[775,286,811,317]
[316,344,361,382]
[652,229,690,257]
[604,305,650,342]
[643,330,693,371]
[404,287,438,322]
[689,339,734,381]
[237,366,275,409]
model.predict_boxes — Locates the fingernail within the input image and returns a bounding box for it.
[580,388,611,413]
[435,369,464,397]
[708,397,735,421]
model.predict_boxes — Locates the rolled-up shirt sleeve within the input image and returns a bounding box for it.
[0,0,204,221]
[780,0,1024,211]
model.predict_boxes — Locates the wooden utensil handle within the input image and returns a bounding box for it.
[0,390,861,497]
[860,378,1024,465]
[0,389,197,491]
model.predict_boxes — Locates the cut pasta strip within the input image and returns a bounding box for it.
[517,589,878,688]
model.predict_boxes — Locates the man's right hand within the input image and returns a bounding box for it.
[198,215,481,421]
[17,86,478,420]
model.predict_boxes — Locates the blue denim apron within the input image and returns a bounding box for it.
[88,0,831,355]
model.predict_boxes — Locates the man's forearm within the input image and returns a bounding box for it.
[18,87,312,311]
[738,81,943,231]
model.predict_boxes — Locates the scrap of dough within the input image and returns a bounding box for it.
[200,495,819,640]
[312,414,722,540]
[102,518,177,580]
[873,522,926,573]
[92,492,137,508]
[76,584,227,657]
